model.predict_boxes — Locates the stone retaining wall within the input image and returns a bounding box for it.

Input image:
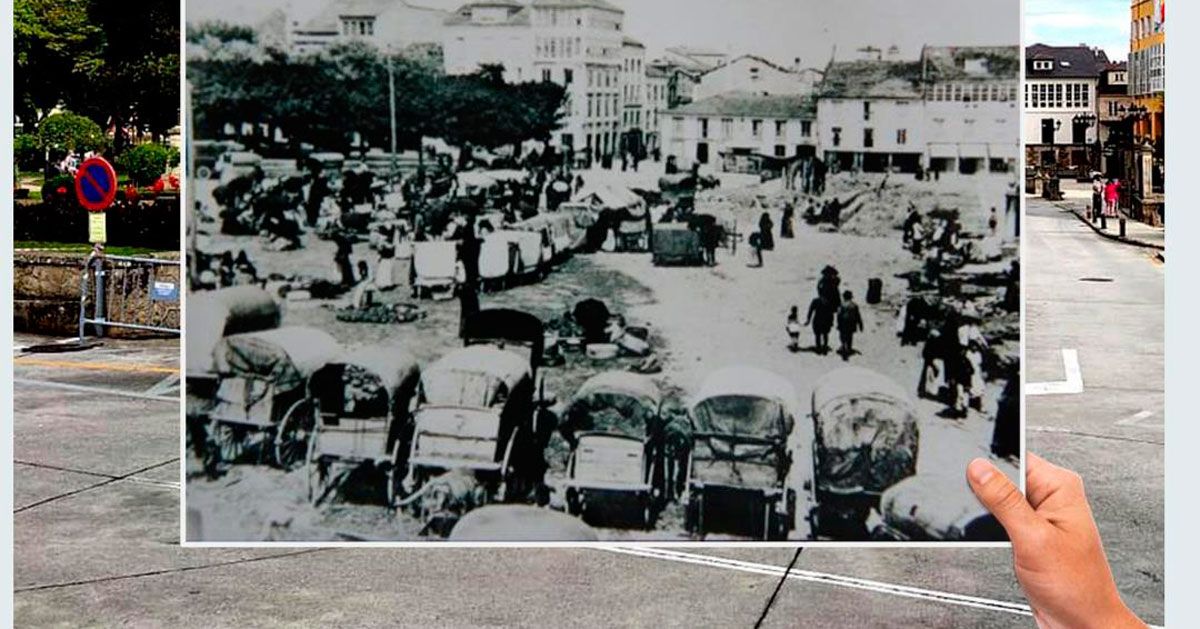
[14,251,180,337]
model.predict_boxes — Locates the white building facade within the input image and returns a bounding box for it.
[661,93,816,173]
[619,36,646,154]
[1023,44,1106,172]
[289,0,448,56]
[443,1,534,83]
[816,60,927,172]
[922,46,1020,174]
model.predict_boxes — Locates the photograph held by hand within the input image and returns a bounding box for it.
[967,454,1148,629]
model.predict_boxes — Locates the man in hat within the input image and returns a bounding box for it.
[660,399,692,500]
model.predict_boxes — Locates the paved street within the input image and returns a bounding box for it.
[12,196,1162,627]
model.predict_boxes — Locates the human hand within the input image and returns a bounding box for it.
[967,453,1147,629]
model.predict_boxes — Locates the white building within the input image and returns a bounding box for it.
[816,59,927,172]
[443,1,534,83]
[526,0,625,158]
[644,62,670,153]
[921,46,1020,174]
[289,0,448,56]
[693,55,819,101]
[1023,44,1107,172]
[619,36,646,154]
[661,92,816,173]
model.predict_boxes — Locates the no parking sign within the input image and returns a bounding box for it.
[74,156,117,243]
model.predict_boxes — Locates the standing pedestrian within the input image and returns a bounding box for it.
[758,212,775,250]
[1104,178,1121,217]
[332,229,356,288]
[780,203,796,239]
[1091,175,1103,220]
[786,306,802,352]
[749,231,764,267]
[988,207,999,236]
[805,295,834,354]
[836,291,864,360]
[917,328,943,400]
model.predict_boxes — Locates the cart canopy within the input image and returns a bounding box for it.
[462,308,544,367]
[564,371,661,438]
[422,346,531,408]
[811,367,919,494]
[215,327,341,392]
[573,184,645,213]
[690,366,798,441]
[308,347,421,418]
[186,286,280,376]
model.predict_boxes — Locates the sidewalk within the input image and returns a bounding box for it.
[1053,182,1165,256]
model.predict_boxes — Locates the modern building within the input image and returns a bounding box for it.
[921,46,1020,174]
[692,55,819,101]
[1023,44,1108,175]
[619,36,646,156]
[289,0,449,56]
[1125,0,1164,224]
[660,92,816,175]
[815,59,926,173]
[443,1,534,83]
[1129,0,1165,145]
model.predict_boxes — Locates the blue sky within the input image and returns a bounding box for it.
[1026,0,1131,61]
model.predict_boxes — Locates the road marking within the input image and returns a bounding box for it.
[1116,409,1163,430]
[144,374,181,396]
[602,547,1162,628]
[14,378,178,403]
[1027,349,1083,395]
[603,547,1031,616]
[14,357,178,374]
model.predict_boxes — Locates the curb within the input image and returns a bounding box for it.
[1054,202,1165,253]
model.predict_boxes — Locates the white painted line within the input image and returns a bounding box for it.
[14,378,178,403]
[144,374,181,397]
[1116,409,1163,430]
[122,476,181,490]
[601,547,1163,628]
[602,546,1032,616]
[1027,349,1083,395]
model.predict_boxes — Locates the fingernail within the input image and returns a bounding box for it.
[968,458,995,484]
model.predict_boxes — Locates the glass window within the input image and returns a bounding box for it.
[752,119,763,137]
[801,121,812,137]
[863,128,874,148]
[897,129,907,145]
[721,118,733,138]
[775,120,786,137]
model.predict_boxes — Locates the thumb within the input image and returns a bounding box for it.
[967,458,1040,537]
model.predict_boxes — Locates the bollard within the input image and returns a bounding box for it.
[1100,214,1107,231]
[1120,217,1126,239]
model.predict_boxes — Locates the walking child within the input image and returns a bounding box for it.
[836,291,864,360]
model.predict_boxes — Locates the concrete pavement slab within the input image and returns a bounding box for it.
[14,465,108,512]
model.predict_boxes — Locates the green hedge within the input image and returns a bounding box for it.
[117,143,170,186]
[38,112,109,155]
[15,134,43,171]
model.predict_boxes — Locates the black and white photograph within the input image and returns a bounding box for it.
[183,0,1021,543]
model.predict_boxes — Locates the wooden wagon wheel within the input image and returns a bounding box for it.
[305,425,329,506]
[274,399,314,471]
[385,440,405,510]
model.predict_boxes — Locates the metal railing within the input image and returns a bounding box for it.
[78,251,182,341]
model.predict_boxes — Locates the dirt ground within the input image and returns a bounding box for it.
[186,171,1019,542]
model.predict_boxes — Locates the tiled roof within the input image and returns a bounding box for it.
[444,3,529,26]
[666,91,816,119]
[817,60,924,99]
[700,54,796,78]
[921,45,1019,81]
[530,0,623,12]
[1025,44,1108,79]
[302,0,447,31]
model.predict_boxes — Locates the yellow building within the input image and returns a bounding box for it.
[1129,0,1164,144]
